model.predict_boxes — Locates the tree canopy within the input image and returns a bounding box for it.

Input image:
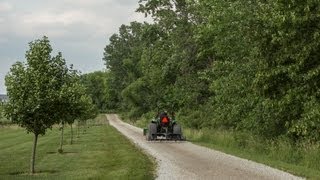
[103,0,320,142]
[5,36,97,173]
[5,37,67,136]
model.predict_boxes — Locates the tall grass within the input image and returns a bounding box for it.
[183,128,320,178]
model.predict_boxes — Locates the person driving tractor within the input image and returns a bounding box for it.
[147,111,184,141]
[159,111,170,126]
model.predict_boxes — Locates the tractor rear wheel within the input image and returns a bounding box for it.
[173,124,182,140]
[148,123,157,141]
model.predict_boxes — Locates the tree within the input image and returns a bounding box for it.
[58,69,97,151]
[191,0,261,130]
[103,0,320,142]
[0,103,4,122]
[76,95,99,137]
[103,22,146,111]
[251,0,320,140]
[4,36,69,174]
[102,0,209,118]
[57,69,81,152]
[81,71,109,112]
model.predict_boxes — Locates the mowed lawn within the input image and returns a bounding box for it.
[0,117,155,180]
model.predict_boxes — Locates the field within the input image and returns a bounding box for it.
[0,115,155,180]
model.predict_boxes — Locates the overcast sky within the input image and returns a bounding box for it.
[0,0,149,94]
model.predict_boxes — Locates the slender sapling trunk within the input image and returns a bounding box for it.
[70,123,73,144]
[30,133,38,174]
[59,122,64,153]
[77,120,80,138]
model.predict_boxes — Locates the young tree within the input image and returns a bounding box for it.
[0,103,4,122]
[4,36,69,174]
[58,70,97,151]
[57,69,79,151]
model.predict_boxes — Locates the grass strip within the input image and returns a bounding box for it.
[0,115,155,180]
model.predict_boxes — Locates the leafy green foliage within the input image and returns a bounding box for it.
[5,37,67,136]
[103,0,320,143]
[4,36,97,173]
[58,68,98,151]
[59,69,97,125]
[4,36,71,174]
[0,103,6,122]
[81,71,111,112]
[250,1,320,141]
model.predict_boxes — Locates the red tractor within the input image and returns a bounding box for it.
[144,112,185,141]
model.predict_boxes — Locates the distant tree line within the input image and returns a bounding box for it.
[0,103,4,121]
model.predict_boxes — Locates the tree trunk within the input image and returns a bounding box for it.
[70,123,73,144]
[59,122,64,153]
[77,120,80,138]
[83,120,86,134]
[30,133,38,174]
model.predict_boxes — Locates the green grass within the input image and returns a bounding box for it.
[183,128,320,179]
[0,115,155,180]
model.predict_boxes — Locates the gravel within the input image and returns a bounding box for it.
[106,114,304,180]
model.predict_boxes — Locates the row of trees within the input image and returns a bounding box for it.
[4,36,97,174]
[102,0,320,142]
[0,103,4,121]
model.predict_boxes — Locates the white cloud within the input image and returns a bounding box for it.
[0,2,12,12]
[3,2,142,38]
[0,57,16,94]
[0,0,150,93]
[64,0,105,5]
[22,10,101,26]
[0,38,8,44]
[8,9,114,38]
[128,11,152,23]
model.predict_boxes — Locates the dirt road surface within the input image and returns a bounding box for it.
[106,114,303,180]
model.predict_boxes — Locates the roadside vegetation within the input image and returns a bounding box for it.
[102,0,320,145]
[0,115,155,179]
[0,104,9,125]
[80,0,320,178]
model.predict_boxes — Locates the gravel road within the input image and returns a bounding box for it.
[106,114,303,180]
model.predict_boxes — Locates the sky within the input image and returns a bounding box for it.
[0,0,149,94]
